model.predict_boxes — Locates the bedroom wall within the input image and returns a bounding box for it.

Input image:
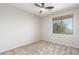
[0,4,40,53]
[41,8,79,48]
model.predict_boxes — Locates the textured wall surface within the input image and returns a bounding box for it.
[0,4,40,53]
[41,9,79,48]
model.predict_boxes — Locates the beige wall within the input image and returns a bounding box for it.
[41,9,79,48]
[0,4,40,53]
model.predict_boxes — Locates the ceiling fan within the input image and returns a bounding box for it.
[34,3,54,13]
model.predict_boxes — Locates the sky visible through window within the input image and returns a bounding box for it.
[63,18,72,30]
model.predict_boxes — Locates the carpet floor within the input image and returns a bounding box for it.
[0,40,79,55]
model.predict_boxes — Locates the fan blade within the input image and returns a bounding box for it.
[42,3,44,7]
[45,6,54,9]
[34,3,41,7]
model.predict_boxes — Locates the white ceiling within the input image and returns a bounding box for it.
[9,3,79,17]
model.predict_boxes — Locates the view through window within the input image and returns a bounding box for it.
[53,14,73,34]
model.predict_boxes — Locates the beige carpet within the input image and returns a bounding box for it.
[0,40,79,55]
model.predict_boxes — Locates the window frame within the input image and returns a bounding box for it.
[52,14,73,34]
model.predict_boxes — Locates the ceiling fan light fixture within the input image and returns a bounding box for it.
[34,3,54,13]
[41,7,45,11]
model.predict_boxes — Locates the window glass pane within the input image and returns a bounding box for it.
[53,14,73,34]
[62,18,73,34]
[53,20,62,33]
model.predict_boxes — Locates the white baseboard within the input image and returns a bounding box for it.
[0,39,39,53]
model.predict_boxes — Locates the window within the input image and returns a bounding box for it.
[53,14,73,34]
